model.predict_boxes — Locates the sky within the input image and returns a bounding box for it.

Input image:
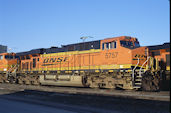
[0,0,170,53]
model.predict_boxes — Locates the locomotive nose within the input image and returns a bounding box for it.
[131,47,147,66]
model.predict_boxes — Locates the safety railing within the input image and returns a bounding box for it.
[139,56,150,77]
[132,58,140,82]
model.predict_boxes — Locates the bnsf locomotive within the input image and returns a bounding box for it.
[0,36,170,91]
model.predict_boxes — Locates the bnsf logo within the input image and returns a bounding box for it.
[134,54,146,58]
[43,57,68,63]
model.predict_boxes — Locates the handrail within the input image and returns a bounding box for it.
[132,58,140,82]
[139,56,150,77]
[7,64,18,73]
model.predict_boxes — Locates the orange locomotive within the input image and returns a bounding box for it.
[148,43,170,71]
[0,36,167,91]
[0,53,18,82]
[148,43,170,90]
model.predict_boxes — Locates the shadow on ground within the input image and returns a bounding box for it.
[0,89,170,113]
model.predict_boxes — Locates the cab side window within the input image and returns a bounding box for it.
[102,43,105,50]
[33,58,36,68]
[5,55,15,59]
[102,41,117,50]
[106,43,109,49]
[110,41,117,49]
[0,55,3,60]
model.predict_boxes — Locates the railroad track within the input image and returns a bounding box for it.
[0,83,169,101]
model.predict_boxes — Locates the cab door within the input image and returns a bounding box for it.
[33,58,36,68]
[0,55,5,71]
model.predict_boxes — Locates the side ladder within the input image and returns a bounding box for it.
[132,57,150,89]
[6,64,18,83]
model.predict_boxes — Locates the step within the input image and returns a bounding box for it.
[124,75,131,77]
[134,83,142,85]
[135,79,142,81]
[133,86,141,89]
[136,76,142,78]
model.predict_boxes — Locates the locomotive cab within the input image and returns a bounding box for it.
[99,36,160,91]
[101,36,140,50]
[100,36,147,68]
[0,53,18,72]
[0,53,18,83]
[120,37,140,49]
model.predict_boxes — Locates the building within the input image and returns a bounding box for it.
[0,45,7,53]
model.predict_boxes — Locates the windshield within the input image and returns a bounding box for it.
[134,42,140,47]
[120,41,134,48]
[5,55,17,59]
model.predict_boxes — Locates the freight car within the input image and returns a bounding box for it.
[0,36,169,91]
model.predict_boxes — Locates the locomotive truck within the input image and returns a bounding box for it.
[0,36,170,91]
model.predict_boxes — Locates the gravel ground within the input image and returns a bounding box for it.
[0,83,169,101]
[0,83,170,113]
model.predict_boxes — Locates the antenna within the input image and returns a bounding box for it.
[80,36,94,50]
[80,36,93,42]
[8,48,12,53]
[7,47,18,53]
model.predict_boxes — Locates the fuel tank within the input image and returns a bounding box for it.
[39,75,84,87]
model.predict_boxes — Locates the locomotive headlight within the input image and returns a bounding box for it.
[120,65,123,68]
[4,68,7,71]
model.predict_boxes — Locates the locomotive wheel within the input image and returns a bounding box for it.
[89,81,99,88]
[87,76,99,88]
[16,76,23,84]
[0,75,7,83]
[104,81,115,89]
[0,76,4,83]
[24,80,30,85]
[141,72,160,91]
[30,80,40,85]
[9,76,16,84]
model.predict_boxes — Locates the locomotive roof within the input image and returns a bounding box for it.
[147,42,170,50]
[16,40,101,56]
[61,40,100,47]
[16,48,45,56]
[15,36,142,56]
